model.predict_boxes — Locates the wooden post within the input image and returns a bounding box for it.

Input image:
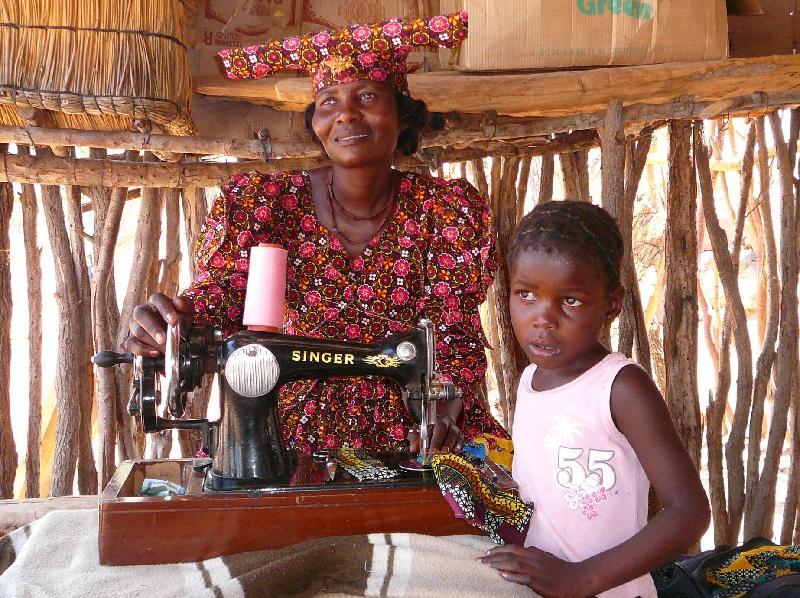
[575,150,591,201]
[515,155,533,222]
[556,150,593,201]
[159,189,182,297]
[0,146,16,499]
[151,188,179,308]
[90,151,132,485]
[40,179,83,496]
[468,159,489,199]
[19,175,42,499]
[696,239,722,376]
[787,373,800,543]
[180,183,208,276]
[600,100,626,212]
[624,127,656,372]
[599,100,627,351]
[64,181,99,495]
[176,182,214,457]
[745,119,780,534]
[696,122,754,544]
[559,152,580,200]
[780,110,800,543]
[115,182,164,461]
[486,159,509,425]
[749,110,800,538]
[150,188,181,458]
[489,157,528,430]
[538,155,554,204]
[663,121,702,470]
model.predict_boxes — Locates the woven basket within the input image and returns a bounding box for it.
[0,0,199,134]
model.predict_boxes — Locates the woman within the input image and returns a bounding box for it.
[125,13,510,458]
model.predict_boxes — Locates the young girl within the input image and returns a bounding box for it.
[481,201,710,597]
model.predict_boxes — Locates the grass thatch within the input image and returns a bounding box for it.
[0,0,199,134]
[0,102,137,131]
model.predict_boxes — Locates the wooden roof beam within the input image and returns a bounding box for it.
[0,130,600,188]
[193,55,800,118]
[3,89,800,162]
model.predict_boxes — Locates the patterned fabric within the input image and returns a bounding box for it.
[217,12,468,96]
[183,169,508,456]
[707,545,800,597]
[431,453,532,546]
[472,433,514,471]
[336,448,399,482]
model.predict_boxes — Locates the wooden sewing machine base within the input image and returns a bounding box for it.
[98,455,476,565]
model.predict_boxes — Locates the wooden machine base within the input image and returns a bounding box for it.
[98,457,476,565]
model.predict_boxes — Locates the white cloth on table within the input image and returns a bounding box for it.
[0,509,538,597]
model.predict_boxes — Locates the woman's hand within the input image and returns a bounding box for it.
[408,398,464,453]
[408,417,462,454]
[481,545,593,597]
[124,293,194,356]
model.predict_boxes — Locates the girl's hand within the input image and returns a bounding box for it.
[481,545,593,598]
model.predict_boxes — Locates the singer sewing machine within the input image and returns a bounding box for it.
[93,319,478,565]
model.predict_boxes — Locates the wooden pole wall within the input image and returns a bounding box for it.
[3,103,800,552]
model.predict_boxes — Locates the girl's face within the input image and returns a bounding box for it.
[311,80,401,168]
[509,248,623,376]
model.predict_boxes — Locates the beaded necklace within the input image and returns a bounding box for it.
[327,170,398,245]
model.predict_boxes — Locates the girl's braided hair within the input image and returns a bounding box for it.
[509,200,624,291]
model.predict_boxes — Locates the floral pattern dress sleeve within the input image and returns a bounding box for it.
[181,172,277,337]
[422,178,508,441]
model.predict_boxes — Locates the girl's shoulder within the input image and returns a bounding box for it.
[608,355,664,425]
[607,353,651,389]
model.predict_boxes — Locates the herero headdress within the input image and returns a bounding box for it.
[218,12,468,97]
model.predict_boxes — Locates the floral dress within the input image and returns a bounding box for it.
[183,169,509,455]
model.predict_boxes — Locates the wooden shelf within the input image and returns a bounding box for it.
[193,54,800,118]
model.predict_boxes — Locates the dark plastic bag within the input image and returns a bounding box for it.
[654,537,779,598]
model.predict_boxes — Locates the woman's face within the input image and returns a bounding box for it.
[311,80,402,168]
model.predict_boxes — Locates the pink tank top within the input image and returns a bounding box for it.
[512,352,657,598]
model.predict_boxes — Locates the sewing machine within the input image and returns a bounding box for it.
[93,319,477,564]
[94,318,458,489]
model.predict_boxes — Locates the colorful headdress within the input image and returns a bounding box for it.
[218,12,468,97]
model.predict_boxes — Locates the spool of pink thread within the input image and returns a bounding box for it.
[243,243,288,332]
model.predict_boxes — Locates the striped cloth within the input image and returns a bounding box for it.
[0,510,538,597]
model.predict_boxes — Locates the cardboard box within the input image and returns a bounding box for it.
[188,0,302,78]
[728,0,800,58]
[440,0,729,72]
[300,1,441,71]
